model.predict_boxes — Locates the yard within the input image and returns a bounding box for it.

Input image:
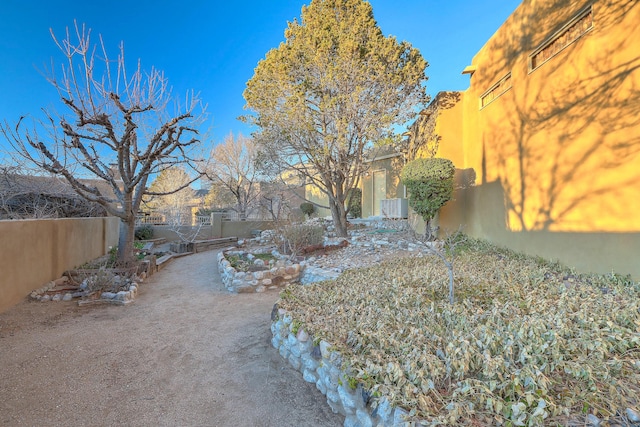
[277,237,640,426]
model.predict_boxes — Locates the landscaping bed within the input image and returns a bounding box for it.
[275,237,640,426]
[29,241,162,305]
[218,248,303,293]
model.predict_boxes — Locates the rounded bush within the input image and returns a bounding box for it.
[401,157,455,226]
[300,202,315,218]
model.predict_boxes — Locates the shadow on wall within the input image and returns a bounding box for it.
[405,91,462,160]
[479,0,640,233]
[437,168,478,232]
[445,178,640,280]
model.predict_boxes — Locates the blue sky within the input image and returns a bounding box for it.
[0,0,521,155]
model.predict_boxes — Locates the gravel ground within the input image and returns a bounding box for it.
[0,250,343,427]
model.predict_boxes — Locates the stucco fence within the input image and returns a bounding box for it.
[0,217,119,313]
[0,213,284,313]
[147,213,277,242]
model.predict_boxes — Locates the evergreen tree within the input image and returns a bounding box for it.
[244,0,428,236]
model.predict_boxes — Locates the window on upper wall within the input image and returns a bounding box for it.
[480,72,512,109]
[529,5,593,72]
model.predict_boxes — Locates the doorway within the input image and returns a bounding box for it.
[372,170,386,216]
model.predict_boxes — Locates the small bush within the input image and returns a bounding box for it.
[300,202,315,219]
[401,157,455,236]
[347,188,362,218]
[134,224,154,240]
[280,224,324,255]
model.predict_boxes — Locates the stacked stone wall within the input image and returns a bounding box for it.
[271,310,415,427]
[218,250,304,293]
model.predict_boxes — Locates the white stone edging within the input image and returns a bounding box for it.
[271,309,415,427]
[218,249,304,293]
[30,278,140,305]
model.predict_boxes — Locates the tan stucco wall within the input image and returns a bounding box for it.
[464,0,640,233]
[219,220,276,238]
[150,218,277,241]
[414,0,640,279]
[304,185,332,218]
[150,226,216,241]
[0,217,119,313]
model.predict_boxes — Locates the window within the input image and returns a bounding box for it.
[480,73,512,109]
[529,5,593,72]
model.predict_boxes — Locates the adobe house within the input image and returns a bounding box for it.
[303,144,409,220]
[360,145,407,219]
[409,0,640,278]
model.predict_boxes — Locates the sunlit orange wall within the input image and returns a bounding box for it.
[463,0,640,233]
[430,0,640,278]
[417,95,466,165]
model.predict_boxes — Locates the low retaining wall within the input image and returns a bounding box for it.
[217,250,304,293]
[271,309,412,426]
[28,279,140,305]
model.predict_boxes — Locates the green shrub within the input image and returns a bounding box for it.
[108,245,118,266]
[401,157,455,237]
[134,224,154,240]
[299,202,315,218]
[280,224,323,255]
[347,187,362,218]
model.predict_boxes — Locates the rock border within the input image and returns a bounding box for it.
[78,282,140,306]
[30,276,141,306]
[218,249,304,293]
[271,308,412,427]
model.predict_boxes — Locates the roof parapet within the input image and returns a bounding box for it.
[462,65,477,75]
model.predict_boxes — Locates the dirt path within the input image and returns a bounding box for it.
[0,250,343,426]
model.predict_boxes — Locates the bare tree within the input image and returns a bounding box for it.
[205,132,261,220]
[259,180,299,222]
[0,22,205,263]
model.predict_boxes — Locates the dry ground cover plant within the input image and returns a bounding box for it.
[278,238,640,426]
[225,252,276,271]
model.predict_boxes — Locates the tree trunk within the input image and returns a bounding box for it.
[117,193,135,264]
[329,197,349,237]
[117,218,135,264]
[425,217,433,241]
